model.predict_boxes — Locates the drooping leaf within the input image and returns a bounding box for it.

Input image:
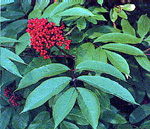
[77,17,86,31]
[135,56,150,72]
[121,4,136,11]
[28,111,50,129]
[60,121,79,129]
[76,43,95,65]
[78,76,138,105]
[58,7,94,16]
[12,112,29,129]
[97,0,103,5]
[105,50,130,75]
[0,16,10,22]
[34,0,49,11]
[129,104,150,124]
[22,77,71,112]
[121,19,136,36]
[94,33,142,44]
[110,8,118,22]
[66,107,89,125]
[17,63,70,90]
[77,88,100,129]
[0,37,18,44]
[53,88,78,128]
[93,14,106,21]
[137,14,150,38]
[102,43,144,55]
[118,10,127,19]
[0,108,11,129]
[76,60,125,81]
[15,33,31,55]
[93,48,107,63]
[101,109,127,124]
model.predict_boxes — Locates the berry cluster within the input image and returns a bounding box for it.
[26,18,71,59]
[4,87,22,107]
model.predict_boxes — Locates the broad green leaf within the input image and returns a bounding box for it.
[77,17,86,31]
[34,0,49,11]
[118,10,127,19]
[22,77,71,112]
[144,35,150,43]
[135,56,150,72]
[42,3,60,18]
[78,76,138,105]
[121,19,136,36]
[28,9,42,19]
[94,33,142,44]
[76,60,125,81]
[66,107,89,125]
[93,14,106,21]
[86,17,97,24]
[97,0,103,5]
[23,57,51,75]
[116,124,133,129]
[93,47,107,63]
[28,111,50,129]
[97,123,107,129]
[0,16,10,22]
[129,104,150,123]
[48,15,61,25]
[0,109,11,129]
[17,63,70,90]
[77,88,100,129]
[60,121,79,129]
[1,0,14,5]
[102,43,144,55]
[53,88,78,128]
[0,37,18,44]
[137,14,150,38]
[105,50,130,75]
[58,7,94,16]
[0,57,22,78]
[15,33,31,55]
[110,9,118,22]
[76,43,95,65]
[101,109,127,124]
[0,47,25,64]
[20,0,32,13]
[140,120,150,129]
[121,4,136,11]
[12,112,29,129]
[92,7,108,13]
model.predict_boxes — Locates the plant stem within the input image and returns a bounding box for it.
[64,25,77,36]
[144,47,150,53]
[113,22,116,28]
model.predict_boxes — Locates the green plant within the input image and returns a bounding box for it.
[1,0,150,129]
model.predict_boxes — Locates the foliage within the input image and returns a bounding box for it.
[1,0,150,129]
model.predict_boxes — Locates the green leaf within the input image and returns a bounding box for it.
[34,0,49,11]
[1,0,14,5]
[0,16,10,22]
[28,9,42,19]
[94,33,142,44]
[140,120,150,129]
[77,88,100,129]
[53,88,78,128]
[77,17,86,31]
[135,56,150,72]
[93,14,106,21]
[105,50,130,75]
[110,9,118,22]
[78,76,138,105]
[60,121,79,129]
[93,48,107,63]
[0,37,18,44]
[101,109,127,124]
[97,0,103,5]
[85,17,97,24]
[144,35,150,43]
[28,111,50,129]
[129,104,150,123]
[58,7,94,16]
[121,19,136,36]
[97,123,107,129]
[118,10,127,19]
[15,33,31,55]
[12,112,29,129]
[0,109,11,129]
[22,77,71,112]
[102,43,144,55]
[17,63,70,90]
[23,57,51,75]
[76,43,95,65]
[66,107,89,125]
[137,14,150,38]
[121,4,136,11]
[116,124,133,129]
[76,60,125,81]
[20,0,32,13]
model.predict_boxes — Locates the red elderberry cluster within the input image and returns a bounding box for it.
[4,87,22,107]
[26,18,71,59]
